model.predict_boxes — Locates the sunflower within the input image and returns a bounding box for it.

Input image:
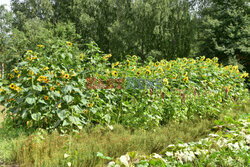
[50,86,55,91]
[64,74,70,79]
[200,56,205,61]
[44,67,49,71]
[15,86,22,92]
[184,72,188,77]
[173,73,177,79]
[163,78,168,85]
[132,55,137,61]
[87,103,94,108]
[57,103,62,108]
[66,41,72,46]
[29,71,34,75]
[10,83,16,90]
[183,77,188,82]
[80,53,84,60]
[145,69,151,75]
[103,56,108,61]
[126,60,130,66]
[32,54,37,60]
[155,62,160,67]
[111,71,118,77]
[14,68,19,73]
[132,66,136,71]
[37,44,44,48]
[26,50,33,54]
[136,70,141,76]
[44,96,49,100]
[27,56,32,61]
[83,109,88,114]
[114,61,119,66]
[107,54,112,58]
[157,67,163,73]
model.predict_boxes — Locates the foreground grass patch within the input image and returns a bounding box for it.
[0,99,249,167]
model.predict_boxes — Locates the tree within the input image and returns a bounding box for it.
[198,0,250,71]
[0,5,14,78]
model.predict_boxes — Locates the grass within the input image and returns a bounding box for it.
[0,99,249,167]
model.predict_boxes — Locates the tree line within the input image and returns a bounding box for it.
[0,0,249,76]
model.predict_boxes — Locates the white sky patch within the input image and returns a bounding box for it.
[0,0,11,11]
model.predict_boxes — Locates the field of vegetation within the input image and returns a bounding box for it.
[0,0,249,166]
[0,41,249,166]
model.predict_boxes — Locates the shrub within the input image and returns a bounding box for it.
[0,40,248,132]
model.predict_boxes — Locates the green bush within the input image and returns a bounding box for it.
[0,40,248,132]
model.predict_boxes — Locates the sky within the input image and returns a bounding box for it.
[0,0,11,11]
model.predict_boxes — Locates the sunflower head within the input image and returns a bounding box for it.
[111,71,118,77]
[183,77,188,82]
[10,83,16,89]
[57,103,62,108]
[136,70,141,76]
[50,87,55,91]
[44,96,49,100]
[64,74,70,79]
[145,69,151,75]
[87,103,94,108]
[37,44,44,48]
[126,60,130,66]
[163,78,168,85]
[66,41,72,46]
[44,67,49,71]
[14,68,19,73]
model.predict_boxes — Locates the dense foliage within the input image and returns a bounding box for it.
[1,0,248,76]
[0,41,248,132]
[104,111,250,166]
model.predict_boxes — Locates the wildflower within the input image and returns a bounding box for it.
[44,67,49,71]
[44,96,49,100]
[37,44,44,48]
[10,83,16,90]
[173,73,177,79]
[50,86,55,91]
[183,77,188,82]
[111,71,118,77]
[57,103,62,108]
[14,68,19,73]
[87,103,94,108]
[66,41,72,46]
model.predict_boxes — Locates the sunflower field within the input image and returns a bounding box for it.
[0,40,248,133]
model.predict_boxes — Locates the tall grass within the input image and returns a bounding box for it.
[0,99,249,167]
